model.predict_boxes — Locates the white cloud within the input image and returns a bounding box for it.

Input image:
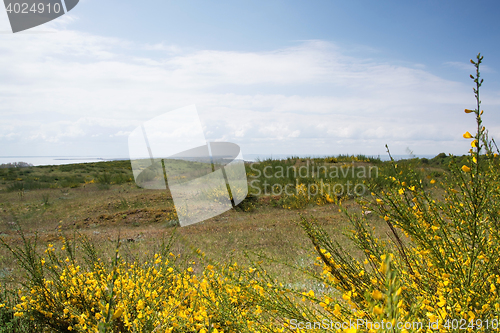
[0,21,499,157]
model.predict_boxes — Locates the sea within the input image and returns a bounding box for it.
[0,156,120,167]
[0,154,439,167]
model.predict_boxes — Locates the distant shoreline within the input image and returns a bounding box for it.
[0,156,117,167]
[0,154,444,167]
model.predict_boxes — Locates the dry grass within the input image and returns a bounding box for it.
[0,179,388,293]
[0,156,445,292]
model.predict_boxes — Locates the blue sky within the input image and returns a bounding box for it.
[1,0,500,160]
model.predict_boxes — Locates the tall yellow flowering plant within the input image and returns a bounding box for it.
[1,230,306,333]
[300,53,500,332]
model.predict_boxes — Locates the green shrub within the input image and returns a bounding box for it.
[95,172,112,185]
[6,181,47,192]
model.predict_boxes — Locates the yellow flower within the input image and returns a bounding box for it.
[112,307,123,319]
[468,311,476,320]
[463,131,473,139]
[427,313,437,322]
[471,140,478,147]
[464,109,474,113]
[430,179,436,184]
[333,303,341,316]
[462,165,471,172]
[373,305,383,315]
[371,289,383,300]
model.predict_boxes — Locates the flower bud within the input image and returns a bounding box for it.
[463,131,473,139]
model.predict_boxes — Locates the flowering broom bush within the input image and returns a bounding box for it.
[1,226,335,333]
[298,53,500,332]
[0,232,318,333]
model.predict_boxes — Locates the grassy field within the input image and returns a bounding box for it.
[0,154,453,285]
[0,150,493,332]
[4,149,487,331]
